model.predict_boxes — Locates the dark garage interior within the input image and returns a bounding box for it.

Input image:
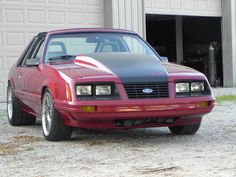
[146,14,223,86]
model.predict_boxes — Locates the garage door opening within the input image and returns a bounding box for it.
[146,15,176,62]
[146,14,223,86]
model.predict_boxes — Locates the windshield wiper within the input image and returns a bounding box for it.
[48,55,76,61]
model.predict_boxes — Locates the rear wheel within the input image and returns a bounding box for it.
[42,89,72,141]
[168,122,201,135]
[7,84,36,126]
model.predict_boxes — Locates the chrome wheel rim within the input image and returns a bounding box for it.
[42,92,52,136]
[7,87,13,120]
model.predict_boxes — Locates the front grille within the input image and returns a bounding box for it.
[123,82,169,99]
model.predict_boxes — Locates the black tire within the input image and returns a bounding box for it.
[7,84,36,126]
[168,122,201,135]
[7,84,23,126]
[22,112,36,125]
[42,89,72,141]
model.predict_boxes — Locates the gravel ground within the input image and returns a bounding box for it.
[1,99,236,177]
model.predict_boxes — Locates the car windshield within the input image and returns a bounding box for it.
[44,32,160,62]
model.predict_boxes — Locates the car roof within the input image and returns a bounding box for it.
[37,28,137,37]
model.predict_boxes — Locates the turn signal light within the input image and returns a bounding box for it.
[198,101,210,107]
[80,106,96,112]
[66,83,72,102]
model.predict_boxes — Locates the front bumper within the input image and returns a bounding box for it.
[54,96,215,129]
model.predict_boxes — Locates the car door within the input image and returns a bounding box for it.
[17,37,45,115]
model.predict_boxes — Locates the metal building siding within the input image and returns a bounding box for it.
[145,0,222,17]
[104,0,145,37]
[0,0,104,101]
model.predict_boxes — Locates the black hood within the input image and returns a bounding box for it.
[81,53,168,83]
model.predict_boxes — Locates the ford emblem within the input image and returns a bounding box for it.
[142,88,153,94]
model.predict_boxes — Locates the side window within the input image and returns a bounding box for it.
[33,40,45,59]
[22,39,45,66]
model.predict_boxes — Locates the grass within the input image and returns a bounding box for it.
[0,143,18,156]
[13,135,43,144]
[216,95,236,104]
[87,139,105,147]
[25,147,34,151]
[0,135,43,156]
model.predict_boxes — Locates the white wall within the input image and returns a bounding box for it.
[0,0,104,101]
[145,0,221,17]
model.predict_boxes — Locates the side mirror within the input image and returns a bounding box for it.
[161,56,169,62]
[26,58,40,66]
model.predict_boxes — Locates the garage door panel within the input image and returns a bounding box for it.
[27,9,45,24]
[0,0,104,101]
[0,31,3,45]
[0,52,21,74]
[183,0,195,10]
[5,8,24,24]
[6,31,25,46]
[4,0,104,11]
[5,0,24,3]
[48,0,65,4]
[26,0,47,4]
[67,0,84,5]
[0,57,3,72]
[0,56,16,90]
[0,80,5,101]
[48,10,66,25]
[170,0,181,9]
[0,7,3,23]
[145,0,221,17]
[208,0,221,12]
[87,12,103,25]
[68,11,85,25]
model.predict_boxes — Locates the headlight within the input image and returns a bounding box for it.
[96,85,112,96]
[175,83,190,93]
[76,85,92,96]
[191,82,204,92]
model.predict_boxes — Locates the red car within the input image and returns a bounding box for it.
[7,28,215,141]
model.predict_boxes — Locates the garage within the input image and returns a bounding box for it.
[0,0,104,102]
[146,15,222,86]
[145,0,222,86]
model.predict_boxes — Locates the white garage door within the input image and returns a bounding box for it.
[0,0,104,102]
[145,0,221,17]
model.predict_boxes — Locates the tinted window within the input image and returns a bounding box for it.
[33,40,45,59]
[21,38,45,66]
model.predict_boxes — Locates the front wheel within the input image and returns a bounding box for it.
[168,122,201,135]
[42,89,72,141]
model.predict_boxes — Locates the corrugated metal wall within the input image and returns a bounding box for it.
[104,0,145,37]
